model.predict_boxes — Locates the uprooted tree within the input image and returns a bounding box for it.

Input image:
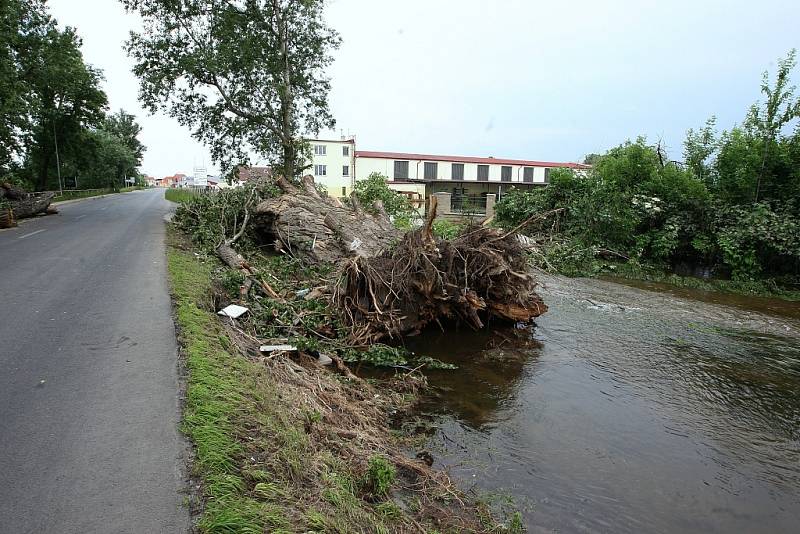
[0,182,54,226]
[208,175,547,344]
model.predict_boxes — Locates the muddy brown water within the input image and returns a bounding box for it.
[404,275,800,533]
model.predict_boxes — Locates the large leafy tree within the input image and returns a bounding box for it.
[122,0,340,179]
[103,109,146,167]
[25,25,108,190]
[0,0,53,171]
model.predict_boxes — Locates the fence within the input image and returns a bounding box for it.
[450,194,487,215]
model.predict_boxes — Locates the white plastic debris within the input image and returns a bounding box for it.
[259,344,298,353]
[348,237,363,251]
[317,353,333,366]
[217,304,249,318]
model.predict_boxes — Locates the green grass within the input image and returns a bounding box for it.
[167,236,389,532]
[52,188,112,202]
[165,188,203,203]
[167,229,521,533]
[52,186,145,203]
[601,262,800,301]
[168,244,280,532]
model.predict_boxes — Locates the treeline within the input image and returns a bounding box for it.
[495,51,800,286]
[0,0,144,191]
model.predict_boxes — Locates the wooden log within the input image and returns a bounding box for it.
[254,175,400,263]
[8,192,54,219]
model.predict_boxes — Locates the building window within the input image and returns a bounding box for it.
[523,167,534,183]
[501,166,512,182]
[342,145,350,156]
[314,164,327,176]
[451,163,464,180]
[394,160,409,180]
[544,168,551,183]
[314,144,326,155]
[341,187,347,196]
[477,164,489,181]
[424,162,438,180]
[342,165,349,177]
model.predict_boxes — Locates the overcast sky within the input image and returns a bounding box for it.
[48,0,799,177]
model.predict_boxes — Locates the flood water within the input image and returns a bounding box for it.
[405,275,800,533]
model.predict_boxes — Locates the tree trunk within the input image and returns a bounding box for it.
[254,175,400,263]
[6,192,55,219]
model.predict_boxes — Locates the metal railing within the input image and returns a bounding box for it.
[450,194,487,214]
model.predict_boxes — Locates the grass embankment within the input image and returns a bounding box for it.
[165,188,204,203]
[167,229,519,533]
[52,186,145,202]
[592,262,800,301]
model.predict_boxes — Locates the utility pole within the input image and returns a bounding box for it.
[53,120,63,195]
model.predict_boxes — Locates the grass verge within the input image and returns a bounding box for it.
[52,186,145,203]
[166,227,522,533]
[598,262,800,301]
[165,188,205,203]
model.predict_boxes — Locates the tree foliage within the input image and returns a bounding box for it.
[352,172,413,219]
[0,1,145,191]
[495,50,800,284]
[122,0,340,178]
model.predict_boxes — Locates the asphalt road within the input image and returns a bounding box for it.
[0,189,189,533]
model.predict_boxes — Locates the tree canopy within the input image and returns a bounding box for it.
[0,0,145,191]
[122,0,340,179]
[495,50,800,284]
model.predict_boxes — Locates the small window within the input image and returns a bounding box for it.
[451,163,464,180]
[424,162,438,180]
[314,164,327,176]
[394,160,409,180]
[477,164,489,181]
[342,165,349,176]
[501,166,512,182]
[341,187,346,196]
[314,144,326,155]
[342,145,350,156]
[523,167,534,183]
[544,168,551,183]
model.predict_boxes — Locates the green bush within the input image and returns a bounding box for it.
[172,182,279,252]
[361,456,396,500]
[353,172,414,219]
[432,218,461,240]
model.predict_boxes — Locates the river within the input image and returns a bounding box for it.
[406,275,800,533]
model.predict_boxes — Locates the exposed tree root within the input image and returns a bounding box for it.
[334,197,548,343]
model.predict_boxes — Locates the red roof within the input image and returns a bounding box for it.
[355,150,589,169]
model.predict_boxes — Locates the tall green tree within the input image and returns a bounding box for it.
[103,109,146,167]
[26,25,108,190]
[122,0,340,179]
[746,49,800,202]
[0,0,53,172]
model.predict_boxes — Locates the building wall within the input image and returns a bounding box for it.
[306,139,355,197]
[353,156,553,185]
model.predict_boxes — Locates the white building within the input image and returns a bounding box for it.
[305,137,590,216]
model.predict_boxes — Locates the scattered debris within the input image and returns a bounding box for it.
[258,344,298,353]
[218,304,249,318]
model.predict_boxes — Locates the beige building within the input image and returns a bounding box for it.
[305,138,356,197]
[306,137,589,217]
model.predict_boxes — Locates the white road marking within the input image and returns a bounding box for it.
[18,229,46,239]
[75,214,87,220]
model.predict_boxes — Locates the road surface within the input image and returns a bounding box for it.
[0,190,189,533]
